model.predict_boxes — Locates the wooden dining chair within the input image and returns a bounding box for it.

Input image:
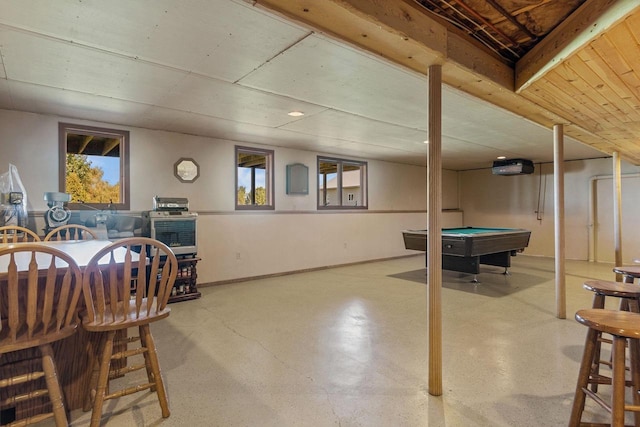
[80,237,178,427]
[44,224,99,241]
[0,225,41,243]
[0,244,83,426]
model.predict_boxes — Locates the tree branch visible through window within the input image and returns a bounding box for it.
[59,123,130,211]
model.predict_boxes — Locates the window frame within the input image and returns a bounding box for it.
[235,146,275,210]
[317,156,368,210]
[58,122,130,211]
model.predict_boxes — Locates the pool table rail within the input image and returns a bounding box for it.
[401,227,531,277]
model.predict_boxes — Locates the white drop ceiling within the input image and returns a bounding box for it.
[0,0,606,170]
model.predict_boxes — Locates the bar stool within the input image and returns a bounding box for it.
[569,309,640,426]
[613,266,640,284]
[583,280,640,393]
[584,280,640,312]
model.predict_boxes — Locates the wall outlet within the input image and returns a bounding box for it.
[235,252,241,260]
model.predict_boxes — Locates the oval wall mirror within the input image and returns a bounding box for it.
[174,158,200,183]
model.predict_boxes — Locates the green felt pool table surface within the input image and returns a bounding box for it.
[443,227,520,235]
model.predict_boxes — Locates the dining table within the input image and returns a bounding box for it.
[0,239,140,419]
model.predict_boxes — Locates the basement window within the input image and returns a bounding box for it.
[317,157,367,209]
[236,146,274,210]
[59,123,130,210]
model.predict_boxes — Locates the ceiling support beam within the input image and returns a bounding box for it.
[427,63,443,396]
[516,0,639,92]
[101,138,120,156]
[613,153,623,281]
[78,135,93,154]
[553,124,566,319]
[250,0,514,90]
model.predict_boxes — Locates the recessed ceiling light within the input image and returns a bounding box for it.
[497,156,506,159]
[288,111,304,117]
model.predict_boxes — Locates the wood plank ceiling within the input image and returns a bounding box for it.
[253,0,640,165]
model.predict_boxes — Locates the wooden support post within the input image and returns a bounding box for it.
[553,124,566,319]
[613,152,623,281]
[427,64,443,396]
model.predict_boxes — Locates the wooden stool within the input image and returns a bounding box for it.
[584,280,640,312]
[583,280,640,393]
[569,309,640,427]
[613,266,640,284]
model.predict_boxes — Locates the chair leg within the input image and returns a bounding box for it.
[619,298,630,312]
[629,338,640,427]
[589,294,606,393]
[139,326,156,392]
[569,327,598,427]
[590,330,604,393]
[40,344,68,427]
[84,336,102,412]
[141,325,170,418]
[90,330,116,427]
[611,335,627,427]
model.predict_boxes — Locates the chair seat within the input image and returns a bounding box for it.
[575,309,640,338]
[81,298,171,331]
[583,280,640,298]
[0,324,78,354]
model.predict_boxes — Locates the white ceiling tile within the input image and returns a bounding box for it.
[0,80,12,109]
[138,106,346,151]
[320,141,426,165]
[0,53,5,79]
[158,74,329,127]
[0,0,309,82]
[239,34,428,129]
[282,109,426,146]
[0,28,188,105]
[4,81,151,126]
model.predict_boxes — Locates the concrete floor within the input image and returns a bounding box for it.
[59,254,628,426]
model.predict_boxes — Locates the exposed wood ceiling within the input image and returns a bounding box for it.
[414,0,587,63]
[0,0,634,171]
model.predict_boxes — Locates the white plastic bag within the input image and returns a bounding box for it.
[0,164,28,227]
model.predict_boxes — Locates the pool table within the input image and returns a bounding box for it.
[402,227,531,278]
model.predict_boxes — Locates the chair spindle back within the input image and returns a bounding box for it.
[82,237,177,326]
[0,225,41,243]
[0,244,83,352]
